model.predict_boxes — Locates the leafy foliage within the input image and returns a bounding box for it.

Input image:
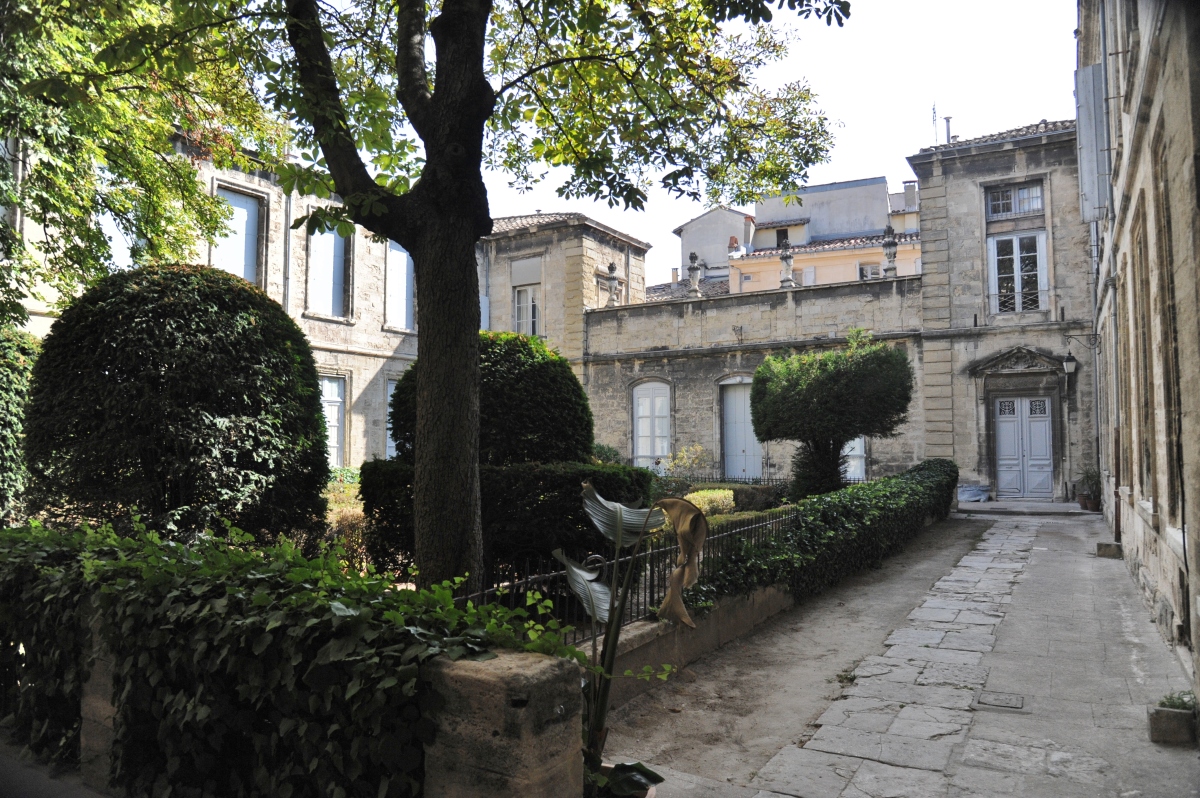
[0,521,580,795]
[23,264,329,541]
[0,326,37,518]
[683,489,736,516]
[359,459,653,571]
[752,330,913,498]
[683,459,958,613]
[592,443,623,465]
[389,331,594,466]
[0,0,287,326]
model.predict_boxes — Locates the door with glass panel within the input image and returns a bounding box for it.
[321,376,346,468]
[633,382,670,472]
[995,397,1053,498]
[990,232,1046,313]
[721,383,762,479]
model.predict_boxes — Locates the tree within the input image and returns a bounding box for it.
[751,329,912,498]
[0,326,38,519]
[5,0,849,587]
[389,331,594,466]
[24,264,329,540]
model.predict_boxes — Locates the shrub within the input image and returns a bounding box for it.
[0,327,38,519]
[752,329,913,499]
[593,442,623,465]
[0,522,577,793]
[23,264,329,541]
[360,459,653,571]
[732,484,788,512]
[389,331,593,466]
[683,489,735,516]
[684,459,958,611]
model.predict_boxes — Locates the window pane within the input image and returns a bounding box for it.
[989,188,1012,216]
[530,292,539,336]
[214,189,259,282]
[386,242,413,329]
[310,229,347,317]
[1019,236,1040,309]
[1016,184,1043,213]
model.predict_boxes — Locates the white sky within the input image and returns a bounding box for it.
[483,0,1080,287]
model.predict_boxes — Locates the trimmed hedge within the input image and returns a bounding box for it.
[23,264,329,541]
[685,459,958,610]
[360,459,654,571]
[0,523,575,795]
[0,327,38,518]
[389,331,594,466]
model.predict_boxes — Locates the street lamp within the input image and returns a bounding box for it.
[882,224,898,277]
[687,251,702,298]
[1062,351,1078,374]
[778,238,796,289]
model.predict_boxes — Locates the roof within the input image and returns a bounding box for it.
[740,231,919,259]
[645,277,730,301]
[755,217,810,230]
[671,206,752,236]
[487,212,651,250]
[918,119,1076,153]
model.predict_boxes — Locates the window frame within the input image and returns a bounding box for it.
[513,284,540,336]
[319,374,347,469]
[987,230,1048,314]
[385,241,415,331]
[986,181,1044,220]
[631,381,671,471]
[306,222,353,320]
[210,184,267,286]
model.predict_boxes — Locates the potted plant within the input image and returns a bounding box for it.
[554,483,707,797]
[1076,466,1102,511]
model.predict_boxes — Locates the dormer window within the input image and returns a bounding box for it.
[775,229,788,248]
[987,182,1043,219]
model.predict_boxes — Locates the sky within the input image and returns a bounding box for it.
[482,0,1081,287]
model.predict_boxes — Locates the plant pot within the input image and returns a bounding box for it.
[1148,705,1197,745]
[1078,494,1100,512]
[599,764,658,798]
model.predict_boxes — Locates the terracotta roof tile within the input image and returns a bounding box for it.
[645,277,730,301]
[489,212,585,233]
[919,119,1075,153]
[740,231,919,259]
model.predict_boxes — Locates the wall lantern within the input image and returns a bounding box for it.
[1062,351,1077,374]
[778,238,797,289]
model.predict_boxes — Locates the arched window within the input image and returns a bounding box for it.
[632,382,671,470]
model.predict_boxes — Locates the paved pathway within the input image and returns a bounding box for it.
[655,511,1200,798]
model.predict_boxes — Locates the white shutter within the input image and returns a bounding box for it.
[213,189,259,282]
[386,241,414,329]
[321,376,346,468]
[310,229,347,317]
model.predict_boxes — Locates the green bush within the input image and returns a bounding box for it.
[360,459,653,571]
[0,327,38,519]
[0,522,576,793]
[389,331,594,466]
[23,264,329,541]
[752,330,913,498]
[592,442,623,465]
[685,459,958,611]
[683,489,735,516]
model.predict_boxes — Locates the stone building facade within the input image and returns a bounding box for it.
[1077,0,1199,683]
[584,123,1096,497]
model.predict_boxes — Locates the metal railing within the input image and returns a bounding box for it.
[461,506,800,645]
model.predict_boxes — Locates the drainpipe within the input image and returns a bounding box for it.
[282,191,293,315]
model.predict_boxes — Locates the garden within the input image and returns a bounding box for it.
[0,265,957,798]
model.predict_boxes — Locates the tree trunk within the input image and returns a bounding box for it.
[411,218,484,591]
[791,438,846,499]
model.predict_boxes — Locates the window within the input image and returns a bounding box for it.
[386,378,399,459]
[842,437,866,481]
[987,182,1043,219]
[858,263,881,281]
[212,188,260,282]
[802,266,816,286]
[632,382,670,470]
[988,232,1047,312]
[99,213,136,270]
[320,375,345,468]
[386,241,414,330]
[309,228,349,317]
[775,228,789,247]
[514,285,539,335]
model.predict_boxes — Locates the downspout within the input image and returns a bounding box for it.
[282,191,293,315]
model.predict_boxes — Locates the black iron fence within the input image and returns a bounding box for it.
[461,506,800,646]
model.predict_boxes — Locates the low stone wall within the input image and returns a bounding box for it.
[602,586,795,710]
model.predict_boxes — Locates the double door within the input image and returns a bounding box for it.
[995,396,1053,498]
[722,383,763,479]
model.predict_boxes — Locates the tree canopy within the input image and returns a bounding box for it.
[752,329,912,497]
[2,0,850,586]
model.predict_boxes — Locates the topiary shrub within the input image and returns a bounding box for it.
[752,329,913,499]
[360,459,653,572]
[23,264,329,540]
[0,327,38,520]
[683,489,735,516]
[389,331,594,465]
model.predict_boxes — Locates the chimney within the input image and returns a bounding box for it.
[671,267,679,284]
[903,180,917,210]
[728,236,739,251]
[744,216,755,253]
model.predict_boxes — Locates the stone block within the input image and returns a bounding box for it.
[1147,706,1197,745]
[422,650,583,798]
[751,746,861,798]
[1096,542,1123,559]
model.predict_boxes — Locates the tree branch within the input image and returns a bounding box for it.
[394,0,434,136]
